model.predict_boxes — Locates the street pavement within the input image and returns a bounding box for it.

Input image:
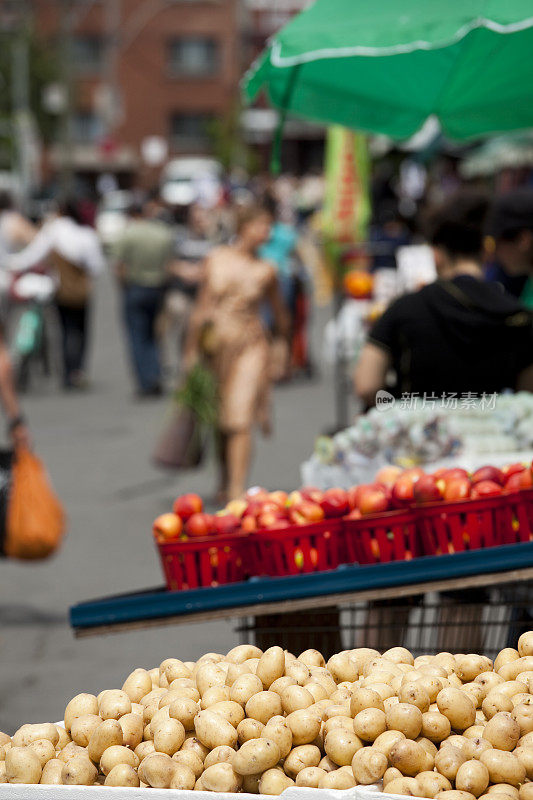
[0,271,335,731]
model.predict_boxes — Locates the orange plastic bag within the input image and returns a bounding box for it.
[4,448,66,559]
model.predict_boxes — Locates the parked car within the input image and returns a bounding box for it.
[160,157,223,207]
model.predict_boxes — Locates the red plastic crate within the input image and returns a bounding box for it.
[342,509,420,565]
[415,491,533,556]
[156,532,254,591]
[251,519,344,577]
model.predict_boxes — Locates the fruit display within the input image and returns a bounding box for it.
[303,392,533,490]
[3,634,533,795]
[153,460,533,545]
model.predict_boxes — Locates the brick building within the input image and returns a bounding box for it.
[21,0,321,185]
[31,0,243,185]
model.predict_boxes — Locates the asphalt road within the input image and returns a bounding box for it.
[0,272,335,732]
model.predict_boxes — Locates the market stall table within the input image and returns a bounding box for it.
[70,543,533,647]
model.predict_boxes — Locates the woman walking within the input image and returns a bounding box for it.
[185,205,289,501]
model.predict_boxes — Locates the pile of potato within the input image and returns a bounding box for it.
[2,634,533,797]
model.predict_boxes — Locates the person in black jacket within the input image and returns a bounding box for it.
[354,191,533,405]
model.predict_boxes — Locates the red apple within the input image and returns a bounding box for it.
[245,487,269,503]
[413,475,444,504]
[243,501,263,519]
[289,501,325,525]
[502,462,526,479]
[153,513,183,541]
[439,468,470,482]
[173,493,202,521]
[471,465,505,486]
[286,490,304,507]
[241,514,258,533]
[185,512,215,538]
[391,471,422,508]
[358,487,390,515]
[258,510,289,529]
[503,472,525,493]
[443,477,471,502]
[213,513,241,535]
[375,465,403,487]
[300,486,324,504]
[519,469,533,489]
[320,488,350,518]
[346,508,362,520]
[268,490,289,509]
[225,499,247,518]
[471,480,502,499]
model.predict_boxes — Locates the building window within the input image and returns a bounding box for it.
[72,35,106,74]
[167,37,219,77]
[170,112,213,149]
[71,111,104,144]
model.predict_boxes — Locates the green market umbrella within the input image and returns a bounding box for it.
[243,1,533,142]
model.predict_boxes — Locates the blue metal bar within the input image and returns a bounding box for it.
[70,542,533,630]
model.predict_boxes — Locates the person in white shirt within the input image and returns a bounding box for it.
[9,200,105,389]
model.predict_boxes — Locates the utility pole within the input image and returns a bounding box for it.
[59,0,75,199]
[10,0,31,211]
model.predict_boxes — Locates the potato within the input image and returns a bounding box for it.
[422,711,452,742]
[384,766,404,785]
[200,686,231,709]
[479,749,526,786]
[518,633,533,657]
[207,700,245,728]
[259,768,295,795]
[0,734,10,748]
[299,649,325,668]
[386,702,423,739]
[512,702,533,736]
[351,746,388,784]
[71,714,103,747]
[436,791,476,800]
[245,691,282,725]
[5,747,42,784]
[284,744,322,777]
[295,766,326,787]
[117,712,143,750]
[519,786,533,800]
[235,718,263,745]
[280,685,314,714]
[499,658,533,682]
[456,759,490,797]
[318,767,356,789]
[437,688,476,731]
[135,740,155,761]
[514,746,533,779]
[226,644,263,664]
[230,674,263,707]
[487,785,519,799]
[417,770,452,798]
[324,728,363,766]
[202,761,242,792]
[28,738,56,768]
[40,758,64,785]
[203,745,235,769]
[389,739,426,776]
[256,646,285,689]
[435,745,467,780]
[484,692,515,719]
[305,682,329,703]
[122,668,152,703]
[138,752,174,788]
[64,694,99,732]
[100,745,137,776]
[286,708,321,745]
[57,742,87,763]
[87,718,123,763]
[385,776,422,795]
[457,656,493,683]
[232,737,280,775]
[261,718,292,758]
[167,698,197,731]
[61,753,98,785]
[98,690,131,720]
[195,663,226,697]
[194,709,238,749]
[180,735,209,760]
[400,682,431,712]
[12,722,59,748]
[484,713,520,751]
[104,764,140,787]
[353,707,387,742]
[169,764,196,790]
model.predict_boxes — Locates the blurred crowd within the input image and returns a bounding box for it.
[0,160,533,498]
